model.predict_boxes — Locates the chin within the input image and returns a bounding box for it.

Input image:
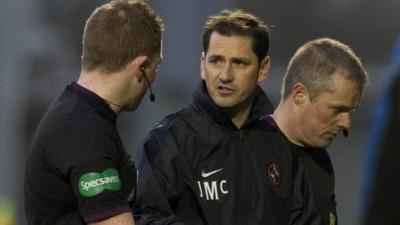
[214,101,236,109]
[124,101,140,112]
[306,139,329,149]
[124,106,137,112]
[316,141,332,149]
[212,97,236,108]
[124,94,146,111]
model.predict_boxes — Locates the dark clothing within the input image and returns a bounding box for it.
[289,145,337,225]
[362,65,400,225]
[24,82,136,225]
[261,115,337,225]
[134,82,295,225]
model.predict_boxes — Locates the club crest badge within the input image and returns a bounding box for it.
[266,162,281,186]
[330,212,336,225]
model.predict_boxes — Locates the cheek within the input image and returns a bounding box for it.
[236,71,258,89]
[201,66,211,79]
[150,70,157,81]
[314,107,337,126]
[205,68,222,83]
[301,105,324,127]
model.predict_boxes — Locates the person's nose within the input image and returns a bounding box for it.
[338,112,351,130]
[219,63,233,83]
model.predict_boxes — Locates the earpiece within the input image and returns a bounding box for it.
[140,65,155,102]
[343,129,348,137]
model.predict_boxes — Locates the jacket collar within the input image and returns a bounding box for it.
[192,81,274,129]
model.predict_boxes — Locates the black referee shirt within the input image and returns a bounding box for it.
[24,82,136,225]
[290,144,337,225]
[261,115,337,225]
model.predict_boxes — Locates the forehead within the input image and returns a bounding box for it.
[206,32,255,58]
[315,72,362,109]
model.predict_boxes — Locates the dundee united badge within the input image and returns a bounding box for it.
[266,162,281,186]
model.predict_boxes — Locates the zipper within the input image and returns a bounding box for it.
[238,128,249,225]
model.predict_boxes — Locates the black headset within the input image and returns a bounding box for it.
[140,66,155,102]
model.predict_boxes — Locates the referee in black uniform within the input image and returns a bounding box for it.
[262,38,369,225]
[24,1,163,224]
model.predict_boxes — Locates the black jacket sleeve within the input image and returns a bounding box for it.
[134,126,186,225]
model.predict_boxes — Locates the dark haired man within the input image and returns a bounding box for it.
[262,38,368,225]
[134,9,295,225]
[24,0,163,224]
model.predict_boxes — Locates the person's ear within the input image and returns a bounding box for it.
[200,52,206,80]
[257,56,271,83]
[131,55,148,81]
[292,83,308,105]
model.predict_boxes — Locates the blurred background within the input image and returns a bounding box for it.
[1,0,399,224]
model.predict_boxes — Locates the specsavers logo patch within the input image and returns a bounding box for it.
[79,168,121,197]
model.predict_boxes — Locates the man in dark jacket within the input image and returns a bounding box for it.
[134,9,295,225]
[361,35,400,225]
[263,38,369,225]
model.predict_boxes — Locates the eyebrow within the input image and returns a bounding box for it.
[232,57,250,64]
[208,54,250,62]
[207,55,223,60]
[331,105,356,112]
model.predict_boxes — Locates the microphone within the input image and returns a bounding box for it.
[343,129,348,137]
[141,66,155,102]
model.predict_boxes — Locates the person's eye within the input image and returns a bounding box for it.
[233,60,249,68]
[209,58,223,65]
[237,62,247,67]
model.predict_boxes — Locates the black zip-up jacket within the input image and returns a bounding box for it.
[134,82,295,225]
[362,66,400,225]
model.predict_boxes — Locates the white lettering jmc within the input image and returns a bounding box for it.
[197,180,228,200]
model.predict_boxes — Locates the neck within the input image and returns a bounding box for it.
[77,70,124,114]
[272,100,304,147]
[101,98,122,114]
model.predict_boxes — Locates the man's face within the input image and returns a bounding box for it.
[297,71,362,148]
[201,32,269,109]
